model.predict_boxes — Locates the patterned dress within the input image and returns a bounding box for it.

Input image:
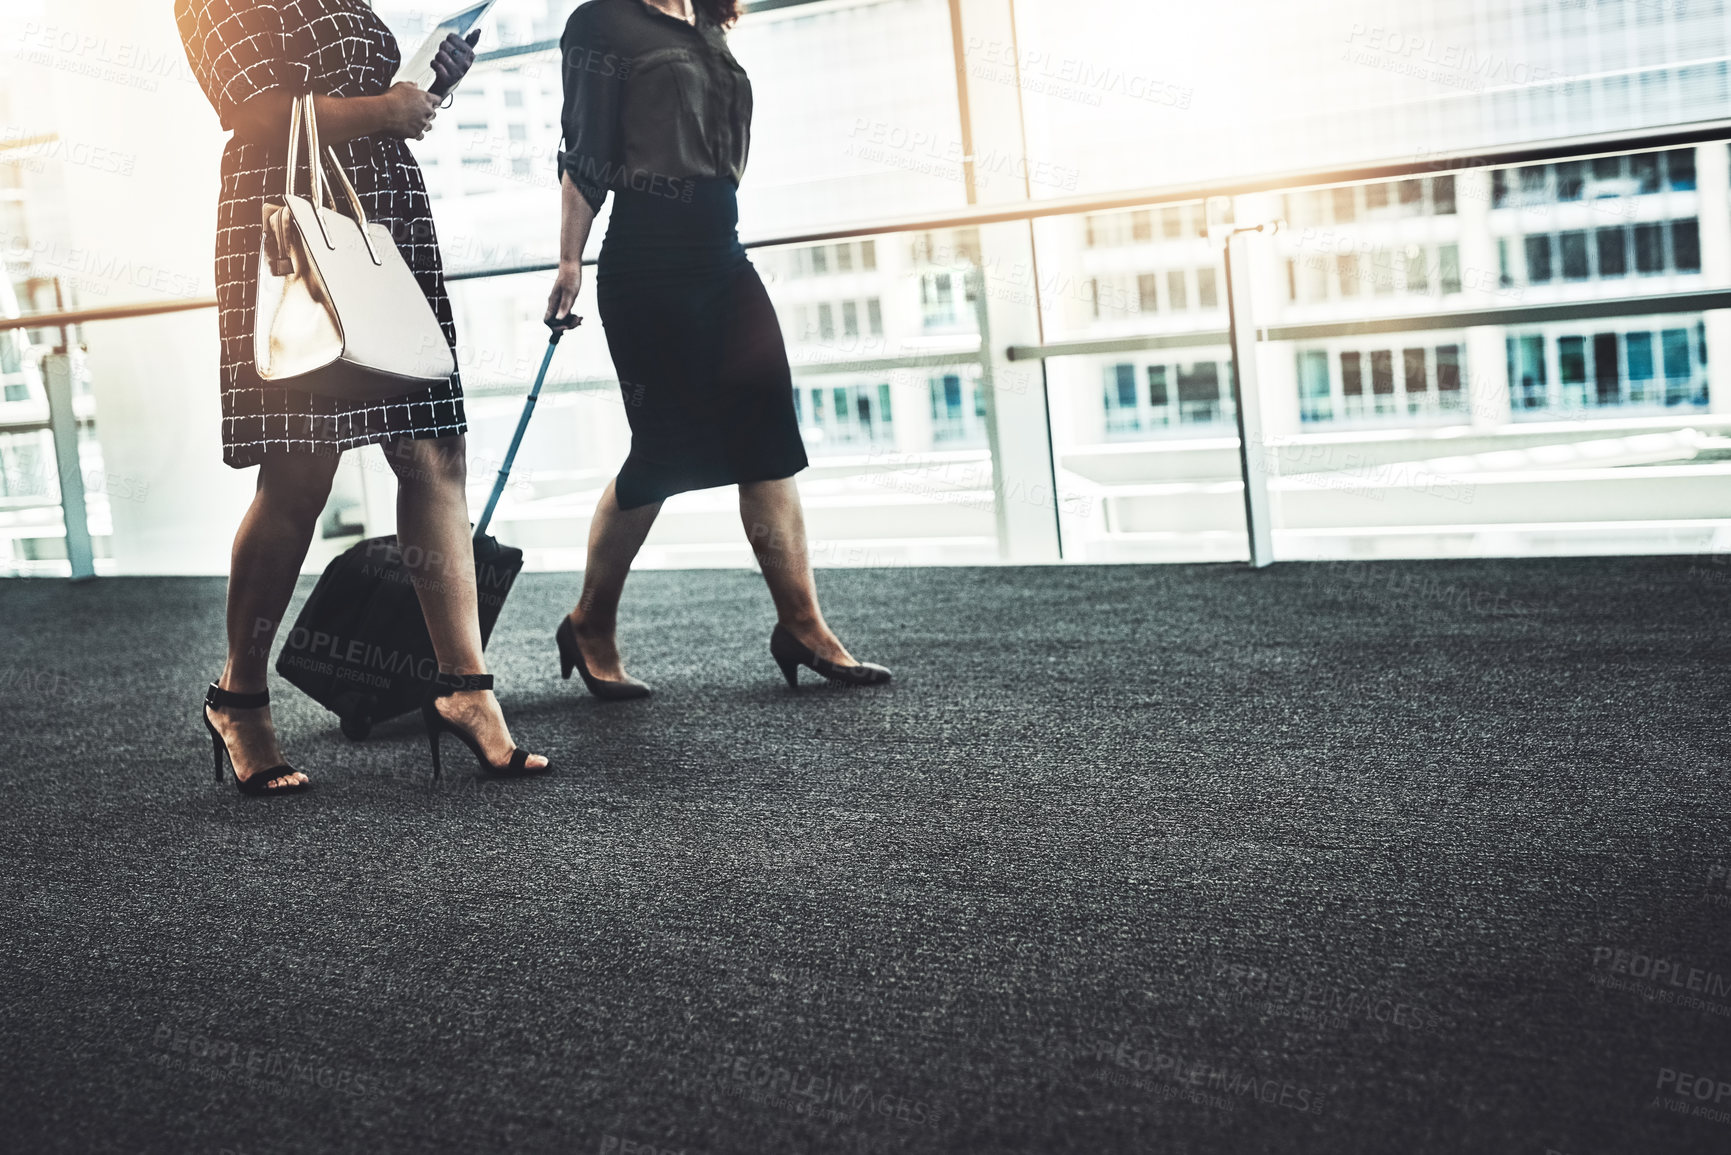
[175,0,465,468]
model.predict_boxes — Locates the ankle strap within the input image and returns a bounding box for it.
[206,682,269,710]
[431,672,494,696]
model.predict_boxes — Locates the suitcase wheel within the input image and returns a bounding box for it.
[340,714,372,742]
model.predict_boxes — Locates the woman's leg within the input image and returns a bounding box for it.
[210,451,343,788]
[738,477,857,666]
[564,477,663,681]
[385,435,546,770]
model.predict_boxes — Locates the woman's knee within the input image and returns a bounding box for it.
[386,435,467,489]
[256,451,340,526]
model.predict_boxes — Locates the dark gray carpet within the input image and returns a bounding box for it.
[1,558,1729,1155]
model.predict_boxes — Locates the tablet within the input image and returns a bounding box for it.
[393,0,498,92]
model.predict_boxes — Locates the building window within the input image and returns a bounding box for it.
[1525,235,1554,282]
[1167,270,1188,311]
[1197,268,1218,309]
[1440,245,1462,294]
[1138,273,1160,312]
[1298,349,1331,423]
[867,298,883,336]
[800,382,895,450]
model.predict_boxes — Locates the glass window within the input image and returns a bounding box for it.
[1593,333,1621,404]
[1147,365,1169,407]
[1492,169,1510,207]
[1331,186,1357,222]
[1666,148,1697,191]
[504,90,523,108]
[1161,206,1183,238]
[1439,244,1462,294]
[842,301,859,337]
[1176,362,1223,422]
[1197,268,1218,309]
[1590,156,1622,187]
[1559,231,1589,280]
[867,299,882,336]
[1397,179,1424,211]
[1631,153,1660,194]
[1131,211,1153,243]
[1406,248,1429,293]
[1365,183,1390,211]
[1525,235,1553,283]
[1298,350,1331,422]
[818,303,835,340]
[1555,162,1585,201]
[1626,332,1655,381]
[1559,336,1587,386]
[1341,351,1364,396]
[1633,223,1664,273]
[1508,334,1547,408]
[1338,254,1360,297]
[1519,165,1548,198]
[836,244,854,272]
[1672,220,1701,273]
[1111,363,1137,409]
[1437,345,1462,394]
[812,246,829,274]
[1432,176,1456,215]
[1403,348,1427,394]
[1167,270,1188,310]
[1597,228,1628,276]
[1662,328,1691,383]
[1370,350,1394,396]
[861,240,877,270]
[1138,273,1159,312]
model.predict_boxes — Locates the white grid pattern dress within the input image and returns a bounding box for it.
[176,0,466,468]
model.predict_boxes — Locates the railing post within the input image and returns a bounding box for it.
[43,352,96,580]
[1221,224,1276,568]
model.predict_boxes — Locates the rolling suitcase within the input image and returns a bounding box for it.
[276,321,573,740]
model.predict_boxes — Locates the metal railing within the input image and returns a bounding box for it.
[7,118,1731,573]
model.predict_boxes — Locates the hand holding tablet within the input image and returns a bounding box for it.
[394,1,497,97]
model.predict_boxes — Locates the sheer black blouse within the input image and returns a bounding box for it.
[557,0,754,214]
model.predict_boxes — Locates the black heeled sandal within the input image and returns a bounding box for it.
[770,624,893,688]
[202,683,310,796]
[556,616,652,701]
[421,673,550,779]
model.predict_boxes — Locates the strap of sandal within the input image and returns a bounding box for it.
[430,672,495,698]
[236,764,301,794]
[207,682,270,711]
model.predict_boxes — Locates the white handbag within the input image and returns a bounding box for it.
[253,94,456,400]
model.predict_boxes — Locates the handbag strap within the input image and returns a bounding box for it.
[282,96,383,266]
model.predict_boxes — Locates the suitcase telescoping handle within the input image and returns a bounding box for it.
[473,315,580,541]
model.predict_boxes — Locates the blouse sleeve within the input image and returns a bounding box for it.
[174,0,311,132]
[557,4,627,215]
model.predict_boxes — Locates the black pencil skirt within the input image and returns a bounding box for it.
[596,178,809,510]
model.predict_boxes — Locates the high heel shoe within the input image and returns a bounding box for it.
[770,624,892,688]
[202,683,310,796]
[556,616,652,701]
[421,673,550,779]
